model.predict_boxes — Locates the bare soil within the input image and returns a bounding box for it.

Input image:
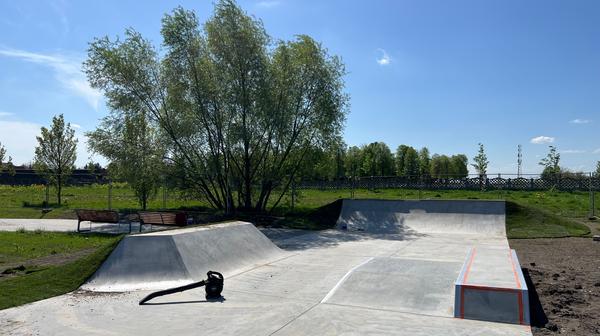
[0,247,97,279]
[510,237,600,335]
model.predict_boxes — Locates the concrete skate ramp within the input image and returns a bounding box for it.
[82,221,286,292]
[337,199,506,236]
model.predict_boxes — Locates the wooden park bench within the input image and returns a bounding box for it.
[76,209,127,232]
[138,211,188,232]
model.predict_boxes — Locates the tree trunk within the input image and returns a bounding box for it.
[57,175,62,206]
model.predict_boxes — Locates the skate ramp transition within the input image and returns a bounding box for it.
[336,199,506,236]
[82,221,286,292]
[335,199,529,325]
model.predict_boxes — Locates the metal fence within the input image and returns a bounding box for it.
[297,173,600,192]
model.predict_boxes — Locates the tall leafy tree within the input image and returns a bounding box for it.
[87,112,165,209]
[361,142,394,176]
[471,143,489,176]
[84,2,347,213]
[402,146,420,177]
[395,145,409,176]
[418,147,431,178]
[344,146,363,177]
[34,114,78,205]
[0,141,15,175]
[596,161,600,177]
[539,145,561,180]
[450,154,469,178]
[430,154,451,178]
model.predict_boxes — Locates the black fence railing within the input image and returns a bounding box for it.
[297,174,600,192]
[0,169,108,186]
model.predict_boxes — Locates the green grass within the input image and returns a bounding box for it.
[0,232,121,310]
[0,183,208,219]
[506,201,590,238]
[281,188,599,219]
[0,231,122,264]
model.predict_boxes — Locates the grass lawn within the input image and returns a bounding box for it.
[0,183,208,219]
[0,231,122,310]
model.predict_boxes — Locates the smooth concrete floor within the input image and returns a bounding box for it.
[0,229,531,335]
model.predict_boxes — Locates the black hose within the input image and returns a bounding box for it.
[138,271,224,305]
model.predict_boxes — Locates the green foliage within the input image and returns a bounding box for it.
[33,114,78,205]
[596,161,600,177]
[471,143,489,176]
[402,146,420,177]
[0,141,15,176]
[361,142,394,176]
[344,146,363,177]
[539,145,561,180]
[450,154,469,178]
[84,1,348,213]
[430,154,451,178]
[87,111,165,210]
[395,145,409,176]
[418,147,431,177]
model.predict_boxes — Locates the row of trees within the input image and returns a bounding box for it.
[302,142,473,180]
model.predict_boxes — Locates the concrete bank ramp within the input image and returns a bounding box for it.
[336,199,506,236]
[82,221,286,292]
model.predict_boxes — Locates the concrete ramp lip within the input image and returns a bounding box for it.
[82,221,287,292]
[337,199,506,236]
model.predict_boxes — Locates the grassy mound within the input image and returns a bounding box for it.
[0,233,121,310]
[278,199,343,230]
[506,201,590,239]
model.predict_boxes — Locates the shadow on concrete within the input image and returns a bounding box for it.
[269,225,426,252]
[142,297,226,306]
[522,268,548,327]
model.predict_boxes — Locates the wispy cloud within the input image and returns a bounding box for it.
[0,111,14,118]
[569,118,591,124]
[530,136,555,144]
[49,0,70,35]
[0,119,91,166]
[0,47,101,110]
[256,1,280,8]
[593,148,600,154]
[561,149,585,154]
[71,123,81,129]
[376,48,391,66]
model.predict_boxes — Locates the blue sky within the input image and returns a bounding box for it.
[0,0,599,173]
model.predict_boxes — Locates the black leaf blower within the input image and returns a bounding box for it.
[139,271,224,305]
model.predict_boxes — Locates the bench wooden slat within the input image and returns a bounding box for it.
[138,211,187,232]
[76,209,124,232]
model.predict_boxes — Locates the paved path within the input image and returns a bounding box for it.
[0,218,160,233]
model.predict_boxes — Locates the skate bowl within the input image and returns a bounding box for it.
[336,199,506,236]
[82,221,287,292]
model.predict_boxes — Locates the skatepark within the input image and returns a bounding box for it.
[0,199,532,335]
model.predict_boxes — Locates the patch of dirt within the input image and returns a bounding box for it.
[0,247,98,279]
[509,238,600,335]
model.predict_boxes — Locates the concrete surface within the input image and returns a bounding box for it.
[83,222,288,291]
[0,199,532,335]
